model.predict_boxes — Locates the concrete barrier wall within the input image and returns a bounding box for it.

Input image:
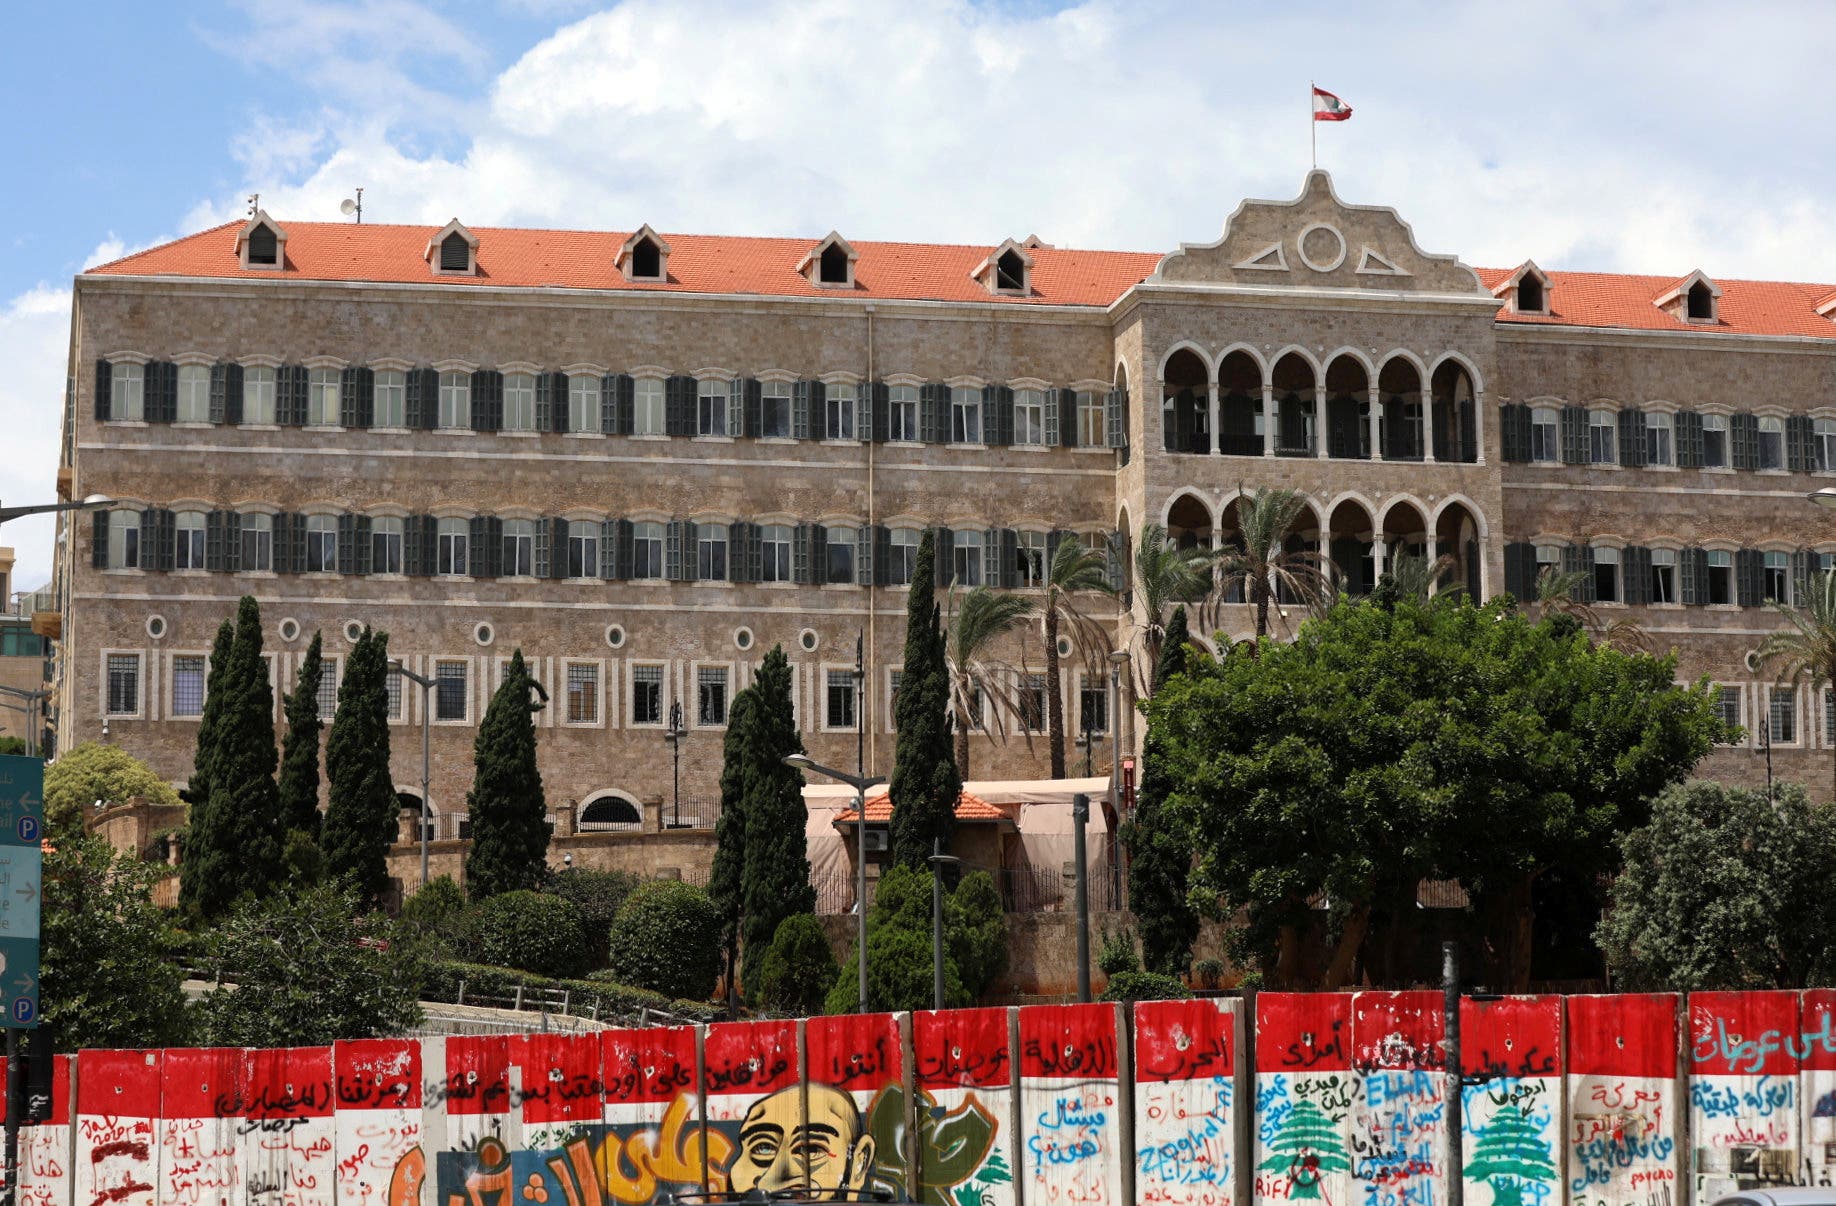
[15,991,1836,1204]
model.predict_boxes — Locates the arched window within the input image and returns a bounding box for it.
[440,231,471,273]
[1517,275,1544,313]
[581,795,642,830]
[631,237,662,280]
[1687,280,1714,321]
[995,249,1026,292]
[248,224,279,265]
[819,243,850,285]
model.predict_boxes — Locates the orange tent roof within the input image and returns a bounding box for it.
[834,790,1013,825]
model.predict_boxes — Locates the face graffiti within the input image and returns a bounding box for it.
[727,1084,876,1199]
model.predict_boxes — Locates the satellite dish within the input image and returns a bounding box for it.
[340,198,359,216]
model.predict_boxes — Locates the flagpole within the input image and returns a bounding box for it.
[1309,80,1316,170]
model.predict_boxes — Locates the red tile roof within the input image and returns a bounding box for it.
[835,790,1012,825]
[84,220,1836,339]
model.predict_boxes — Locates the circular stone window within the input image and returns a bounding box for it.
[473,621,495,648]
[1297,222,1347,273]
[1056,635,1074,659]
[605,624,626,650]
[145,614,167,640]
[343,620,364,644]
[734,626,754,652]
[277,617,301,643]
[798,628,820,652]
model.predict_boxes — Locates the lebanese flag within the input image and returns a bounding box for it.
[1313,86,1353,121]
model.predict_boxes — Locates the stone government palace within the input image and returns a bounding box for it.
[47,171,1836,872]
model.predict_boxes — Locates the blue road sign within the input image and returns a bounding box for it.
[0,754,43,1028]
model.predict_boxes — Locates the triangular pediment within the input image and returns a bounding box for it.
[1152,171,1487,296]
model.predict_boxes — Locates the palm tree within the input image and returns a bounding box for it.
[1038,536,1114,779]
[943,585,1033,779]
[1535,565,1652,653]
[1754,568,1836,797]
[1129,523,1210,676]
[1213,486,1321,640]
[1383,548,1461,604]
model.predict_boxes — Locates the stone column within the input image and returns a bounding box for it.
[1368,388,1383,461]
[1206,382,1220,456]
[1424,395,1438,464]
[642,794,664,833]
[1473,389,1487,464]
[1315,391,1328,459]
[1261,384,1276,456]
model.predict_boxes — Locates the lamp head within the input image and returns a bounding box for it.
[1108,649,1130,665]
[1811,487,1836,510]
[784,753,815,770]
[81,494,115,507]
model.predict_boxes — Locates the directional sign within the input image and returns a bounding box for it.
[0,754,43,1029]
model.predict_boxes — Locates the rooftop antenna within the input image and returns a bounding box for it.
[246,193,260,216]
[340,188,364,224]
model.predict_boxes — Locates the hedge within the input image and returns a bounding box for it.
[421,960,719,1024]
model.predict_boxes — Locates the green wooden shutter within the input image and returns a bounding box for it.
[205,511,227,572]
[666,520,688,581]
[1044,388,1062,447]
[94,360,112,422]
[869,381,889,443]
[994,529,1016,588]
[1458,399,1477,462]
[604,374,630,436]
[920,383,946,444]
[600,520,620,580]
[337,515,357,575]
[1106,388,1127,450]
[549,518,569,580]
[352,516,372,575]
[933,528,954,586]
[148,362,177,422]
[790,380,812,441]
[1621,547,1651,606]
[535,372,556,433]
[1681,548,1708,605]
[665,376,695,435]
[1731,413,1759,469]
[533,519,551,579]
[1561,545,1597,603]
[614,520,633,579]
[1736,549,1764,607]
[872,525,892,586]
[1503,542,1534,599]
[1560,406,1587,464]
[1498,404,1527,462]
[91,509,109,569]
[1617,409,1646,468]
[1794,549,1814,604]
[468,517,490,577]
[278,366,307,426]
[984,385,1012,446]
[209,364,229,425]
[340,368,361,428]
[1675,411,1703,467]
[1788,415,1815,472]
[471,370,502,432]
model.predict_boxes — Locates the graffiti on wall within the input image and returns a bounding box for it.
[1805,990,1836,1187]
[1350,992,1450,1206]
[77,1049,160,1206]
[333,1039,423,1206]
[159,1046,243,1206]
[1461,996,1561,1206]
[1020,1002,1126,1206]
[598,1025,711,1204]
[243,1045,337,1206]
[703,1018,801,1196]
[1135,997,1238,1206]
[443,1036,513,1156]
[1689,990,1809,1198]
[1566,994,1679,1206]
[913,1006,1019,1206]
[1256,993,1359,1205]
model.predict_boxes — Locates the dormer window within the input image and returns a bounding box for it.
[1655,270,1720,324]
[1687,280,1714,321]
[234,209,288,270]
[619,224,670,283]
[996,250,1026,292]
[973,239,1034,296]
[820,244,849,284]
[799,232,858,289]
[425,219,478,276]
[1517,275,1543,313]
[1493,259,1551,316]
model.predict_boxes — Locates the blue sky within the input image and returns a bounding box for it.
[3,1,1835,588]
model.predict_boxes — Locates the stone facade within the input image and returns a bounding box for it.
[47,172,1836,888]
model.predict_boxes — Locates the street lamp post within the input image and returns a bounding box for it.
[928,839,962,1010]
[663,702,686,827]
[0,688,47,758]
[0,495,114,527]
[389,660,434,891]
[786,753,884,1012]
[1072,791,1092,1003]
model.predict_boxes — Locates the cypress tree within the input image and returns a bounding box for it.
[278,631,324,840]
[464,649,548,898]
[1126,604,1199,976]
[178,619,236,917]
[708,685,757,1006]
[738,646,816,1001]
[889,528,961,869]
[322,628,397,902]
[184,596,283,919]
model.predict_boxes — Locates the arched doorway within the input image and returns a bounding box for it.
[1379,357,1425,461]
[580,793,643,832]
[1218,351,1262,456]
[1434,502,1484,597]
[1165,492,1215,602]
[1161,349,1209,454]
[1432,359,1479,463]
[1271,352,1317,457]
[1327,499,1377,598]
[1324,355,1371,459]
[1381,501,1428,578]
[397,790,434,841]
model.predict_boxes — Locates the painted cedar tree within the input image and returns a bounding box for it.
[181,619,236,810]
[889,528,961,870]
[278,631,324,840]
[738,646,817,1001]
[464,649,550,898]
[322,628,398,902]
[183,596,284,919]
[1124,605,1201,976]
[708,684,757,1005]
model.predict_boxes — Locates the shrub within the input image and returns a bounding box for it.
[947,870,1008,999]
[418,961,721,1025]
[1193,957,1226,990]
[606,880,721,1001]
[1098,927,1142,977]
[462,890,592,979]
[544,868,642,966]
[1101,970,1189,1003]
[44,742,183,842]
[755,915,839,1016]
[827,924,965,1015]
[401,876,469,955]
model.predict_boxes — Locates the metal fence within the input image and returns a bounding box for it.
[812,860,1127,917]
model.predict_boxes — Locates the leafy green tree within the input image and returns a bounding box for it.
[739,647,816,1001]
[890,530,961,870]
[755,913,841,1016]
[1213,486,1319,639]
[43,741,182,844]
[0,736,25,757]
[1152,592,1723,990]
[322,628,397,902]
[1597,780,1836,990]
[39,834,193,1052]
[461,890,593,979]
[464,649,548,898]
[1257,1098,1351,1199]
[1101,971,1189,1003]
[196,882,422,1046]
[708,686,757,1001]
[824,865,1005,1013]
[943,586,1031,778]
[1754,568,1836,796]
[543,866,641,968]
[1038,536,1112,777]
[183,596,284,919]
[182,619,235,807]
[399,874,468,958]
[947,869,1008,1000]
[1466,1107,1558,1206]
[278,630,324,841]
[1124,606,1200,976]
[605,879,722,1001]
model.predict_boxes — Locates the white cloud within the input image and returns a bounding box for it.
[0,285,75,595]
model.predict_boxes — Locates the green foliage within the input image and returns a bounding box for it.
[0,736,25,756]
[182,620,235,808]
[890,528,961,869]
[43,741,183,844]
[196,882,422,1047]
[823,864,1002,1013]
[1041,534,1113,778]
[461,890,593,979]
[322,628,397,902]
[709,688,754,951]
[1101,971,1190,1003]
[1754,569,1836,798]
[400,875,469,955]
[738,647,816,1001]
[943,585,1032,778]
[1214,486,1320,639]
[543,867,641,967]
[418,960,720,1024]
[464,649,549,898]
[39,833,193,1053]
[1125,604,1200,977]
[1151,592,1724,989]
[183,596,284,919]
[1097,926,1142,977]
[1193,957,1226,989]
[278,630,324,840]
[1131,523,1211,668]
[606,879,722,1001]
[1597,780,1836,990]
[281,827,325,885]
[755,914,840,1016]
